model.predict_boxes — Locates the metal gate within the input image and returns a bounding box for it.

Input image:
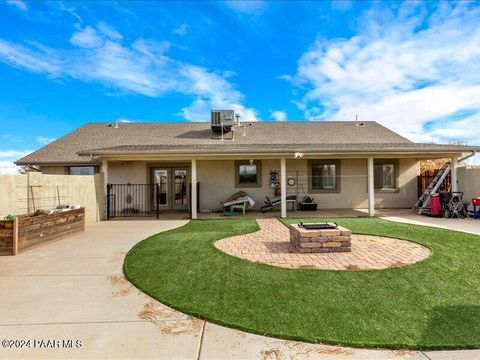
[106,184,160,219]
[105,183,199,219]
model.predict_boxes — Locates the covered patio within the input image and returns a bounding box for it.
[100,151,467,221]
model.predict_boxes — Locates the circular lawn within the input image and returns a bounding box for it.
[123,217,480,350]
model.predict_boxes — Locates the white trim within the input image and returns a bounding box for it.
[367,157,375,217]
[451,156,459,192]
[280,158,287,218]
[191,159,197,219]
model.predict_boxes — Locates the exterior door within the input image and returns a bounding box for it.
[152,167,189,211]
[153,169,170,210]
[172,168,188,211]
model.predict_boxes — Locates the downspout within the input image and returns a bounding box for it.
[459,151,476,163]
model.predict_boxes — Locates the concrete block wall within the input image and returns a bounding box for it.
[457,165,480,201]
[0,173,104,225]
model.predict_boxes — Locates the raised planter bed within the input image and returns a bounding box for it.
[0,208,85,256]
[0,220,18,256]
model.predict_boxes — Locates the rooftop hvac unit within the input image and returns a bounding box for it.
[211,110,234,133]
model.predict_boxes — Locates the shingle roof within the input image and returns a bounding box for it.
[78,142,480,154]
[16,121,479,165]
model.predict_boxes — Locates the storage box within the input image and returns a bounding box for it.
[299,202,318,211]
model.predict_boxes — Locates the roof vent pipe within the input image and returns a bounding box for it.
[115,119,119,129]
[355,114,359,127]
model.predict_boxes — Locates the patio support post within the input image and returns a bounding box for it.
[191,159,197,219]
[367,157,375,217]
[101,158,109,190]
[102,159,109,221]
[451,156,459,192]
[281,157,287,218]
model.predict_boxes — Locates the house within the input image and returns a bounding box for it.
[16,112,480,219]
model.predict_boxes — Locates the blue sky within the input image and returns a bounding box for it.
[1,0,480,173]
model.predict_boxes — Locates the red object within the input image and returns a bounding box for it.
[473,198,480,206]
[430,195,441,217]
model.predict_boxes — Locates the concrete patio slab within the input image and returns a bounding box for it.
[0,274,191,325]
[200,322,428,360]
[424,350,480,360]
[378,209,480,235]
[0,321,202,359]
[1,218,479,359]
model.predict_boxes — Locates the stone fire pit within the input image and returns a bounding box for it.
[289,222,352,253]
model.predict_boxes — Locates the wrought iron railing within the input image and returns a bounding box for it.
[105,182,199,220]
[106,184,160,219]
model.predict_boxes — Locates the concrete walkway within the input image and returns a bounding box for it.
[0,220,478,359]
[379,209,480,235]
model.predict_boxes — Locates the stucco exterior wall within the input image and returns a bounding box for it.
[108,161,148,184]
[39,166,67,175]
[101,158,419,211]
[197,158,420,210]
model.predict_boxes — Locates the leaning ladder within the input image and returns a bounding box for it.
[413,162,451,215]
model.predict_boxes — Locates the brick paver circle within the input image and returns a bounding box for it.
[215,219,431,270]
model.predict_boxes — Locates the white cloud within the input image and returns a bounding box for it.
[179,65,257,121]
[290,2,480,144]
[0,39,63,76]
[58,3,83,23]
[36,136,56,145]
[0,23,257,122]
[172,24,188,36]
[271,110,287,121]
[70,26,103,49]
[0,161,19,175]
[0,150,32,158]
[0,150,33,175]
[177,62,255,119]
[97,22,122,40]
[6,0,27,11]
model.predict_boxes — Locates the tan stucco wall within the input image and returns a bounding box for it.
[197,158,420,210]
[39,166,67,175]
[0,173,104,225]
[102,158,419,211]
[108,161,148,184]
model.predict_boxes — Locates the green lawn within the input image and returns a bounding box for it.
[123,218,480,350]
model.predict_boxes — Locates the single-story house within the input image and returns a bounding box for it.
[16,112,479,219]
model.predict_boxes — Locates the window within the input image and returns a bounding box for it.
[235,161,262,188]
[69,166,95,175]
[309,160,340,192]
[374,161,397,189]
[239,165,257,183]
